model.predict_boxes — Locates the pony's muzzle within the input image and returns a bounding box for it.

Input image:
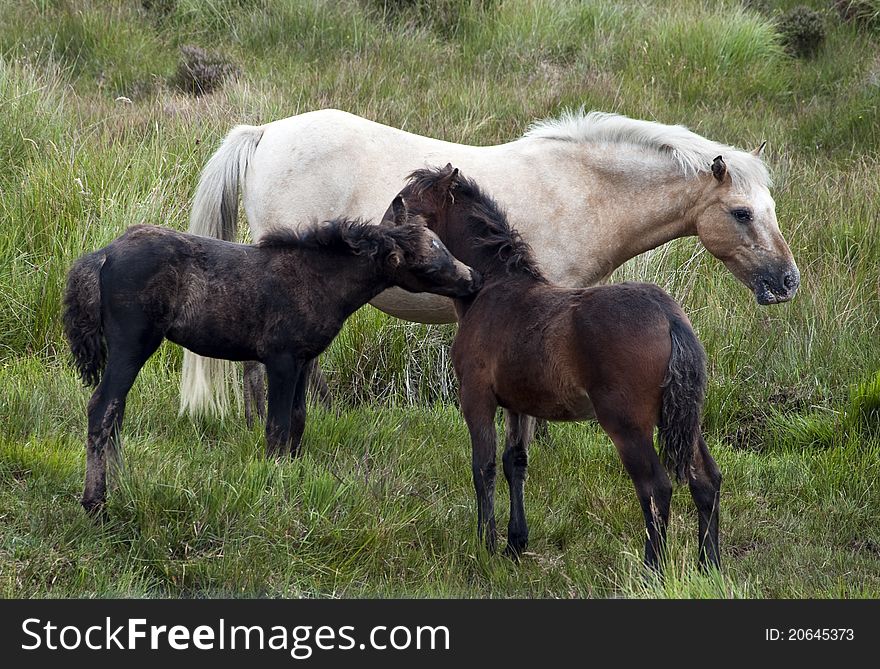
[468,268,484,293]
[754,264,800,304]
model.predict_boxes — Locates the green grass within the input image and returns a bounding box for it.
[0,0,878,597]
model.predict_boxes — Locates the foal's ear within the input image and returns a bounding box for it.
[751,141,767,157]
[390,194,409,227]
[440,163,460,195]
[711,155,727,182]
[386,247,403,268]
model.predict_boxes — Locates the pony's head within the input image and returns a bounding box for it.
[692,148,799,305]
[382,212,483,298]
[384,164,545,282]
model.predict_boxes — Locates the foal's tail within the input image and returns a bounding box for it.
[62,251,106,388]
[181,124,264,417]
[658,315,707,484]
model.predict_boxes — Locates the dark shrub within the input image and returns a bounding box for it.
[142,0,176,15]
[778,6,826,58]
[172,45,240,97]
[833,0,880,29]
[367,0,497,37]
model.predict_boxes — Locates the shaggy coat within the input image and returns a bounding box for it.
[63,220,480,514]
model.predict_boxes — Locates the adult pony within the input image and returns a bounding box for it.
[386,166,719,569]
[181,109,799,415]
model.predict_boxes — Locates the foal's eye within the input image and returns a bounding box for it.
[731,208,753,223]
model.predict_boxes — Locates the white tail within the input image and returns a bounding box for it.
[179,124,264,417]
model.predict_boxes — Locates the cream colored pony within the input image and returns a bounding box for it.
[181,109,799,415]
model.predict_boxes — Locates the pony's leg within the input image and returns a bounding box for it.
[246,360,328,425]
[264,355,302,457]
[243,361,267,428]
[82,338,158,515]
[288,362,311,457]
[502,410,535,557]
[688,435,722,569]
[461,384,499,552]
[533,418,553,445]
[82,383,118,516]
[307,359,332,409]
[596,409,672,571]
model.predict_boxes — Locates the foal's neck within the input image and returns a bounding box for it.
[440,214,544,284]
[293,249,391,318]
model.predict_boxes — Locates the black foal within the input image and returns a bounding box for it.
[63,219,481,514]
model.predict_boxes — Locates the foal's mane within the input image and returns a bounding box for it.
[259,217,406,258]
[525,109,770,191]
[406,167,545,281]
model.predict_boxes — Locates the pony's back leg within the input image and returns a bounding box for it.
[307,360,332,408]
[594,401,672,571]
[688,435,721,569]
[243,360,266,429]
[82,330,162,514]
[460,383,499,552]
[502,410,535,557]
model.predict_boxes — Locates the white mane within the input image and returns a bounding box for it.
[525,110,770,191]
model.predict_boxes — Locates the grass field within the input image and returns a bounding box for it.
[1,0,878,598]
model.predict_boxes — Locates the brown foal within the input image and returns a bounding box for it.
[384,165,721,570]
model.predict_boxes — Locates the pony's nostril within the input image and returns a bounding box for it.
[783,272,797,290]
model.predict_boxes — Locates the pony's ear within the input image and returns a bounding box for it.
[440,163,460,197]
[711,155,727,182]
[390,194,408,226]
[751,141,767,157]
[386,247,402,268]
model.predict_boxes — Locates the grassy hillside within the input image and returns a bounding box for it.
[1,0,878,597]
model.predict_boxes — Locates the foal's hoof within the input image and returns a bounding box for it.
[698,554,721,574]
[81,498,108,524]
[504,536,529,561]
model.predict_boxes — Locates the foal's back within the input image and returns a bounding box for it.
[96,224,346,360]
[454,279,686,422]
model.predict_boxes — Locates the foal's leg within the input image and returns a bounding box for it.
[502,410,535,557]
[307,359,332,409]
[688,435,722,569]
[243,360,266,428]
[596,408,672,571]
[82,336,160,515]
[288,362,311,457]
[533,418,553,445]
[264,355,302,457]
[460,384,499,552]
[245,359,330,426]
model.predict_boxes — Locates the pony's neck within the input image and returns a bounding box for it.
[589,161,711,275]
[290,250,391,323]
[439,213,543,283]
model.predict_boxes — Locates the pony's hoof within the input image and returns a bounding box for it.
[81,499,108,523]
[504,536,528,560]
[698,555,721,573]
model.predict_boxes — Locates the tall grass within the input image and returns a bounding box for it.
[0,0,878,597]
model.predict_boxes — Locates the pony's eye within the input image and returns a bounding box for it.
[731,208,753,223]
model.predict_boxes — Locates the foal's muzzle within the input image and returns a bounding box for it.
[468,268,483,293]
